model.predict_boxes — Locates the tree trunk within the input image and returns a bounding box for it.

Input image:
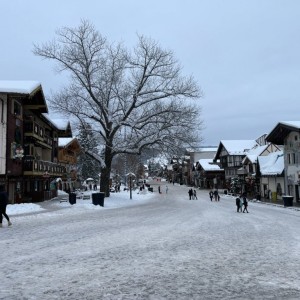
[100,146,113,197]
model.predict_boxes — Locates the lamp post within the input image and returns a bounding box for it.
[126,172,135,199]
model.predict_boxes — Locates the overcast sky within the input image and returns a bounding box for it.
[1,0,300,146]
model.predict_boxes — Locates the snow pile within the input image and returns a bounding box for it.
[7,188,155,216]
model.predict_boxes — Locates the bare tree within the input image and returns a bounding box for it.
[33,20,203,196]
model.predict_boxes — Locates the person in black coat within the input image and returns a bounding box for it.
[188,188,193,200]
[0,185,12,227]
[209,190,213,201]
[243,197,249,213]
[236,197,241,212]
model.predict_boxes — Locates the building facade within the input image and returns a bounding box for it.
[0,81,72,203]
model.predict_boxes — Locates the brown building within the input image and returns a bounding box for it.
[57,137,82,192]
[0,81,72,203]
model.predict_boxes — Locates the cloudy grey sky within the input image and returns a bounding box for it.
[1,0,300,146]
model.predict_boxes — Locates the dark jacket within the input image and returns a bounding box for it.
[0,191,8,208]
[236,197,240,206]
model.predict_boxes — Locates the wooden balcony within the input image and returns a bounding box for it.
[23,159,66,176]
[58,153,77,164]
[24,121,53,149]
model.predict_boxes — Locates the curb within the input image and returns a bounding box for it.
[249,199,300,212]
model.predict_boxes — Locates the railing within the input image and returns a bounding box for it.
[58,153,77,164]
[23,159,66,176]
[24,121,53,148]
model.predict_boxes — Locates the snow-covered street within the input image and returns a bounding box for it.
[1,182,300,300]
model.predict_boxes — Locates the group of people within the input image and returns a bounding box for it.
[209,190,220,201]
[0,185,12,228]
[236,194,249,213]
[158,185,169,194]
[188,188,198,200]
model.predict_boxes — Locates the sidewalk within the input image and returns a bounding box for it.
[220,189,300,210]
[251,197,300,209]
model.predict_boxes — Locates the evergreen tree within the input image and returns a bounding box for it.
[77,123,101,181]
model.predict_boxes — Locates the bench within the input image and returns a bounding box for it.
[83,195,90,200]
[59,198,68,203]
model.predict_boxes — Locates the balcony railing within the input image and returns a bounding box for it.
[24,121,53,148]
[23,159,66,176]
[58,154,77,165]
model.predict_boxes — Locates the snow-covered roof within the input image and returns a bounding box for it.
[41,114,72,134]
[266,121,300,145]
[58,137,75,147]
[42,114,68,131]
[186,147,218,153]
[198,159,223,171]
[280,121,300,129]
[199,147,218,152]
[221,140,258,155]
[258,151,284,176]
[0,80,41,94]
[242,144,269,164]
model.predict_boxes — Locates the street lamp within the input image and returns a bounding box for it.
[126,172,135,199]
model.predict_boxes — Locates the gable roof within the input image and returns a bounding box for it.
[242,144,269,164]
[0,80,48,113]
[266,121,300,144]
[42,114,72,137]
[198,159,224,171]
[214,140,258,160]
[0,80,41,94]
[258,151,284,176]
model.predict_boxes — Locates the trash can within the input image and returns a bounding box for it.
[92,192,105,207]
[224,190,227,195]
[69,192,76,205]
[256,194,261,200]
[282,195,293,207]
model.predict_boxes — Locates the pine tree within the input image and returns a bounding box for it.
[77,123,101,181]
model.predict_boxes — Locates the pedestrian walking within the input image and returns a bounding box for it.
[209,190,213,201]
[158,186,161,194]
[0,185,12,228]
[193,189,198,200]
[243,197,249,213]
[236,196,241,212]
[166,186,168,194]
[213,190,219,201]
[188,188,193,200]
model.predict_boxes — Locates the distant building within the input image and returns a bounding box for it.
[266,121,300,202]
[257,151,284,200]
[195,159,224,189]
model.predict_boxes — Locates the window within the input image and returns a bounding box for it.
[287,153,296,165]
[13,99,22,117]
